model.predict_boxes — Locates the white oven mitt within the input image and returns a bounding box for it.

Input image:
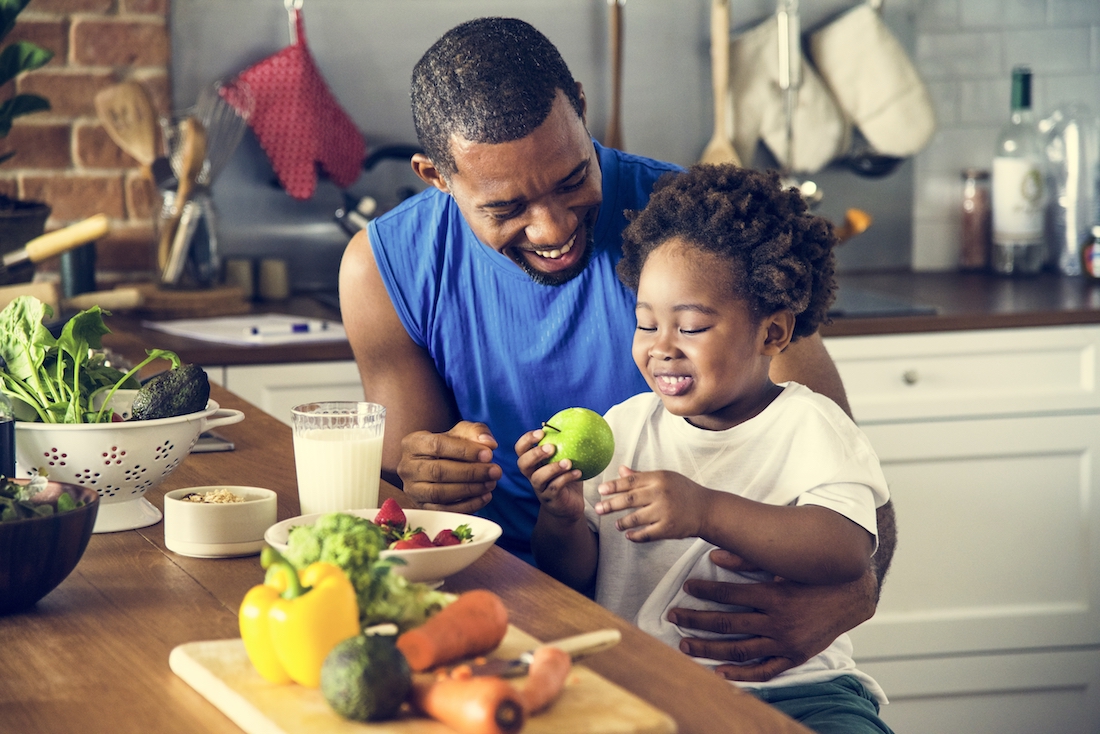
[809,2,935,158]
[729,16,849,174]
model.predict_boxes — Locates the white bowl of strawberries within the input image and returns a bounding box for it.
[263,499,503,585]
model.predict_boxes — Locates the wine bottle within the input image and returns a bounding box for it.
[991,66,1047,275]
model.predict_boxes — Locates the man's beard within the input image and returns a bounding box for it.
[513,223,596,287]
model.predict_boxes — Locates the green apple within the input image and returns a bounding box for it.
[538,407,615,480]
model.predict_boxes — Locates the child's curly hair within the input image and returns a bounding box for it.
[617,164,836,341]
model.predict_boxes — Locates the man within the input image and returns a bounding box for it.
[340,16,896,685]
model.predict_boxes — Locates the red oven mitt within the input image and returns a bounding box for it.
[235,6,365,200]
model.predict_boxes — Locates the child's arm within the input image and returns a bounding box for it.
[595,468,873,585]
[516,430,599,593]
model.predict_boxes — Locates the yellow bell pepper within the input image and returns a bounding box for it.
[239,547,360,688]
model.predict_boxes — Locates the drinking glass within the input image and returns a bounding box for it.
[291,402,385,515]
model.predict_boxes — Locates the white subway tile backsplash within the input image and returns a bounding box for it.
[909,0,1100,272]
[959,77,1011,124]
[918,127,1001,175]
[960,0,1046,28]
[914,0,960,32]
[1003,27,1093,74]
[1049,0,1100,25]
[1040,74,1100,116]
[926,80,961,126]
[916,32,1003,78]
[912,217,960,271]
[913,165,964,220]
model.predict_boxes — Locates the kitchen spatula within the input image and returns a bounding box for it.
[94,82,158,179]
[699,0,741,166]
[604,0,625,151]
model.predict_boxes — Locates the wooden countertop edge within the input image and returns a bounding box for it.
[821,309,1100,337]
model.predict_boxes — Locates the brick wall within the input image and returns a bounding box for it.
[1,0,171,276]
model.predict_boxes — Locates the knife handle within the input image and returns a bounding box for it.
[539,628,622,661]
[15,214,110,266]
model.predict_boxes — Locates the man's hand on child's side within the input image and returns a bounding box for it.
[594,467,710,541]
[515,429,586,520]
[667,548,877,682]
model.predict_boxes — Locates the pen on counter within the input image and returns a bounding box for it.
[244,320,331,337]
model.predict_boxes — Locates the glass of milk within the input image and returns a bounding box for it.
[291,402,386,515]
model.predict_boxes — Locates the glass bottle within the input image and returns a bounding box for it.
[992,66,1047,275]
[0,392,14,479]
[960,168,991,271]
[1082,225,1100,279]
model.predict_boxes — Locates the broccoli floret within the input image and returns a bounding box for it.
[284,513,387,578]
[283,512,446,630]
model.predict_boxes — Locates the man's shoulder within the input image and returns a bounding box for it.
[598,143,683,184]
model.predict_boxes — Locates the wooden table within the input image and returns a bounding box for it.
[0,386,808,734]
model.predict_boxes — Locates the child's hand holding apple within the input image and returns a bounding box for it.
[516,407,615,521]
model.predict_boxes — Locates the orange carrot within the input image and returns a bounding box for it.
[397,590,509,672]
[517,645,572,715]
[410,672,526,734]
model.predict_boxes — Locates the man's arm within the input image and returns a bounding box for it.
[339,229,461,487]
[770,331,897,589]
[770,332,851,417]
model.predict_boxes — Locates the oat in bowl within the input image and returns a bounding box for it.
[163,487,277,558]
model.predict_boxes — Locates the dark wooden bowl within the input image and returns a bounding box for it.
[0,481,100,615]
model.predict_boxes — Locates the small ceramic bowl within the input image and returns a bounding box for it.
[264,509,502,585]
[163,486,277,558]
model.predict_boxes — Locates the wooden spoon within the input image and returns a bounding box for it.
[698,0,742,166]
[94,82,158,179]
[604,0,625,151]
[157,116,206,272]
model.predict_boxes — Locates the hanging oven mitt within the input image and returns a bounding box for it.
[729,15,848,174]
[235,4,365,200]
[809,2,935,158]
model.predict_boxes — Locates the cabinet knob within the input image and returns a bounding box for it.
[902,369,919,385]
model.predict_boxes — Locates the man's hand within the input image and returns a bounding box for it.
[397,421,502,513]
[669,549,877,682]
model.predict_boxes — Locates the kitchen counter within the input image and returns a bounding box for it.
[96,274,1100,369]
[823,271,1100,337]
[0,385,809,734]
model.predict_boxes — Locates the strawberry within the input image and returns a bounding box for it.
[432,524,474,547]
[374,497,406,530]
[392,531,434,550]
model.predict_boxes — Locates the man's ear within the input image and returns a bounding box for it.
[411,153,449,193]
[761,310,795,356]
[575,82,588,125]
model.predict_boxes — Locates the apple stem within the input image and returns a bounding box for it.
[542,422,560,433]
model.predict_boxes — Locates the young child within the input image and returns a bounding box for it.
[515,164,893,734]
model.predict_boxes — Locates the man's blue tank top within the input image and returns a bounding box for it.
[369,143,681,563]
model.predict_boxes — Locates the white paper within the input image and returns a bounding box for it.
[143,314,347,346]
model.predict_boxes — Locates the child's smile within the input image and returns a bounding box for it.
[632,238,785,431]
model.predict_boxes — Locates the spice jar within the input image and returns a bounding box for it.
[960,168,991,271]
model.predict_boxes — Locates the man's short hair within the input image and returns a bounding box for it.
[411,17,585,178]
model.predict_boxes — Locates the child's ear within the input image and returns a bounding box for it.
[760,310,795,356]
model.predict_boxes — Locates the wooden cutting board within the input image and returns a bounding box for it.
[170,626,677,734]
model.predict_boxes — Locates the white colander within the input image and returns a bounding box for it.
[14,391,244,533]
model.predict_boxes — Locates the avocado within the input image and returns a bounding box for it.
[321,634,411,722]
[130,364,210,420]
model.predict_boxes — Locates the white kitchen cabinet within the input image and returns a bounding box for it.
[825,325,1100,733]
[204,361,364,426]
